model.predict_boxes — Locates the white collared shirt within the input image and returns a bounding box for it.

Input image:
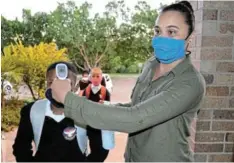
[45,100,65,122]
[91,84,101,94]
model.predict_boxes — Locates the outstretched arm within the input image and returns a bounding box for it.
[64,76,205,133]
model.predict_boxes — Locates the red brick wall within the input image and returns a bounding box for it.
[188,1,234,162]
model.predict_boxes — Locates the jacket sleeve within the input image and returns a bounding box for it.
[12,103,34,162]
[64,76,205,133]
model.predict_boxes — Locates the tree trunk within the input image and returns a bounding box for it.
[84,62,91,71]
[1,92,5,108]
[26,83,37,100]
[23,75,37,100]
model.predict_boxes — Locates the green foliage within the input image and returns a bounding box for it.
[105,0,157,71]
[117,65,127,73]
[1,16,24,49]
[2,0,161,72]
[1,97,25,132]
[1,40,68,100]
[1,11,52,49]
[46,1,118,70]
[127,64,139,73]
[108,56,122,73]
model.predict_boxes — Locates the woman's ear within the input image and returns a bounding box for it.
[186,32,195,54]
[187,31,195,43]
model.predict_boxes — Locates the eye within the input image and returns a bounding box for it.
[168,29,177,37]
[47,81,53,85]
[154,28,160,36]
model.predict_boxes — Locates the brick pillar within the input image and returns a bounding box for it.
[188,1,234,162]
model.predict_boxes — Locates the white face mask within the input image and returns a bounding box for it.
[82,77,89,81]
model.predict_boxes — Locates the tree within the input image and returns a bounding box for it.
[1,10,52,50]
[2,0,159,73]
[1,46,22,108]
[1,16,24,50]
[111,1,158,68]
[21,9,53,46]
[47,1,118,70]
[1,40,68,100]
[158,2,168,11]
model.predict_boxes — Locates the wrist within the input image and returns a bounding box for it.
[62,91,69,104]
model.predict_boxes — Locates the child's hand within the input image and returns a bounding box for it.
[99,99,104,104]
[99,95,104,104]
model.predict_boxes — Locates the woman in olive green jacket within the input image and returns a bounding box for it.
[51,1,206,162]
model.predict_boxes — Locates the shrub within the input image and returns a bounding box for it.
[109,56,122,73]
[117,65,127,73]
[127,64,138,73]
[5,97,25,109]
[1,97,25,132]
[2,41,68,100]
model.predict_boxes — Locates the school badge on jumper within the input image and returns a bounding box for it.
[63,127,77,141]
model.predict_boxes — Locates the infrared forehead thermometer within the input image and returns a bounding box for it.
[45,63,68,108]
[56,63,68,80]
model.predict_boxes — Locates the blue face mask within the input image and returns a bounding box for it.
[152,37,186,64]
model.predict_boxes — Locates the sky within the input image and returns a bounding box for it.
[1,0,175,20]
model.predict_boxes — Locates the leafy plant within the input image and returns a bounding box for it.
[1,97,25,132]
[1,39,68,100]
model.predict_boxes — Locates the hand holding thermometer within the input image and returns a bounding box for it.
[45,63,68,108]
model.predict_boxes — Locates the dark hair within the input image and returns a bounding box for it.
[82,70,89,76]
[46,61,78,75]
[162,1,195,38]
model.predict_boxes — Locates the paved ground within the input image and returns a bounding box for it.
[1,77,137,162]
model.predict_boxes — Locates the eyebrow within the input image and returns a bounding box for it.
[167,25,179,29]
[47,79,54,82]
[154,25,180,29]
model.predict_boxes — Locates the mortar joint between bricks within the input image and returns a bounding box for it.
[195,142,227,144]
[196,131,233,133]
[210,120,234,122]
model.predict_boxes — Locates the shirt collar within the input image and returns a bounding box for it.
[91,84,101,90]
[45,100,65,122]
[91,84,102,94]
[149,55,192,76]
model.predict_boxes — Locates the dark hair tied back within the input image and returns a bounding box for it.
[178,1,194,13]
[162,1,195,38]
